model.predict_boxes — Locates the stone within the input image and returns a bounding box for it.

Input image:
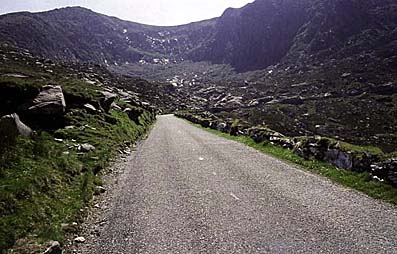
[124,107,144,124]
[371,159,397,187]
[341,72,351,78]
[371,82,397,95]
[80,143,95,152]
[110,102,122,111]
[100,91,117,112]
[94,186,106,195]
[27,85,66,115]
[43,241,62,254]
[74,236,86,243]
[84,103,97,113]
[216,122,228,133]
[352,152,378,173]
[0,113,32,143]
[324,149,353,170]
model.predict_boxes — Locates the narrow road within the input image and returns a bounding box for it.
[83,115,397,253]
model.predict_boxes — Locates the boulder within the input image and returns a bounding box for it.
[371,159,397,187]
[84,103,97,113]
[80,143,96,152]
[43,241,62,254]
[0,113,32,144]
[100,91,117,112]
[110,102,122,111]
[352,152,379,173]
[124,107,144,124]
[201,119,210,128]
[94,186,106,195]
[27,85,66,115]
[370,82,397,95]
[324,149,353,170]
[216,122,229,133]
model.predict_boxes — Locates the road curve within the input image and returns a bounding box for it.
[82,114,397,253]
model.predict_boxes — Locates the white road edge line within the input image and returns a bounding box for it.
[230,192,240,201]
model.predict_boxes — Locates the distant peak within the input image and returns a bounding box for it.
[52,6,93,13]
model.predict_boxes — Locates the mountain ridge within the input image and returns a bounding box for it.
[1,0,397,151]
[1,1,396,72]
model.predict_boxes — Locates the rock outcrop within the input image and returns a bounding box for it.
[26,85,66,116]
[100,91,117,112]
[0,113,32,144]
[124,107,144,124]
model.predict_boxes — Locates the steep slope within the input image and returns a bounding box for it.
[187,0,311,71]
[1,0,396,72]
[0,7,216,65]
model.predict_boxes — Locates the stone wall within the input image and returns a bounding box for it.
[175,112,397,188]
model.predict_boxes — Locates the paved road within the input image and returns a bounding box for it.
[84,115,397,253]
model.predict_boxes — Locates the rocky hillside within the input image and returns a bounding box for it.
[1,0,395,72]
[107,0,397,152]
[3,0,395,152]
[0,7,216,67]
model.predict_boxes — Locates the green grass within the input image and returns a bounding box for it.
[183,119,397,205]
[0,104,154,252]
[0,45,157,253]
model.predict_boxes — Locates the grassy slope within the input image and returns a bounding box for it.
[183,120,397,205]
[0,108,154,252]
[0,66,155,252]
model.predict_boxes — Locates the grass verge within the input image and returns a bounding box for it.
[183,119,397,205]
[0,105,154,253]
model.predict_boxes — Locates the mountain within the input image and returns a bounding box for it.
[1,0,396,151]
[1,1,396,72]
[0,7,216,66]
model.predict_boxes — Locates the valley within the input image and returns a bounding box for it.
[0,0,397,252]
[2,0,395,151]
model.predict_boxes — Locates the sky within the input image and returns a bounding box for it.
[0,0,254,26]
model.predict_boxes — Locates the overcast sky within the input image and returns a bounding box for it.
[0,0,254,26]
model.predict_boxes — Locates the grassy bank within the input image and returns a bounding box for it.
[0,60,155,252]
[183,119,397,205]
[0,107,154,253]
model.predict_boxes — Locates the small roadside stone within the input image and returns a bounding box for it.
[43,241,62,254]
[94,186,106,195]
[74,236,86,243]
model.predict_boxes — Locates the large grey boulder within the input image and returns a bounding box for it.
[0,113,32,143]
[28,85,66,115]
[324,149,353,170]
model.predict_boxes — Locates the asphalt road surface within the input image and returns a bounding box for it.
[83,114,397,253]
